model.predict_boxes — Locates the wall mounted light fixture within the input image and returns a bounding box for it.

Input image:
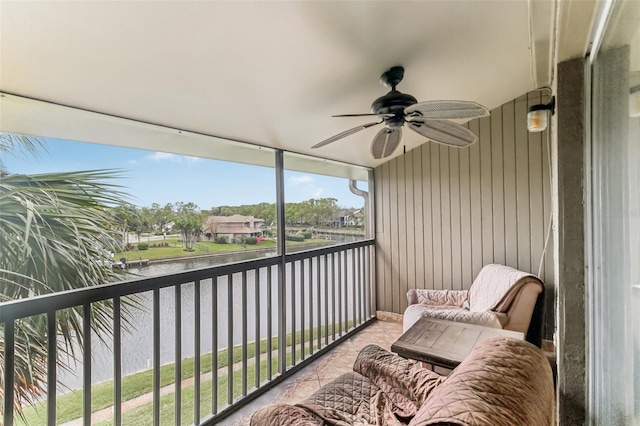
[630,85,640,118]
[527,96,555,132]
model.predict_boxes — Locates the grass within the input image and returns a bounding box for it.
[115,239,274,261]
[115,238,328,262]
[16,320,357,425]
[16,344,268,425]
[95,351,294,426]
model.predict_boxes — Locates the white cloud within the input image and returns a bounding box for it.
[289,175,315,185]
[147,152,174,161]
[127,159,137,165]
[288,174,325,199]
[146,152,199,164]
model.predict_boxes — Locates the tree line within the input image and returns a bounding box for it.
[210,198,349,227]
[113,198,362,242]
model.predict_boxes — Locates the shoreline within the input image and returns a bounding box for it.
[122,240,339,267]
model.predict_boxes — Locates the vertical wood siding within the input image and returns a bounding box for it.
[374,92,554,335]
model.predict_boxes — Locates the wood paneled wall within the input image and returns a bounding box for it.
[374,91,554,336]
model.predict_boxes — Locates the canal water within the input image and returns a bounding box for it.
[57,236,364,391]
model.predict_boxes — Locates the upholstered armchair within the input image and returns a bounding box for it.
[404,264,545,347]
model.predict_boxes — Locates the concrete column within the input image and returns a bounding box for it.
[555,57,587,425]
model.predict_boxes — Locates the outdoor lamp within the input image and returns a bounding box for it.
[630,85,640,118]
[527,97,555,132]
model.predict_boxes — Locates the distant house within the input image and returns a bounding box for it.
[332,209,364,228]
[203,215,265,242]
[344,209,364,227]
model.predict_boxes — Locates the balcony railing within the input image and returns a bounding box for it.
[0,240,375,425]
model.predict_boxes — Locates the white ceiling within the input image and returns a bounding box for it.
[1,1,549,168]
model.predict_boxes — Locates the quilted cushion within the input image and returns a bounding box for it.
[250,403,323,426]
[411,289,469,306]
[403,303,502,332]
[409,337,554,426]
[354,344,443,412]
[298,371,391,425]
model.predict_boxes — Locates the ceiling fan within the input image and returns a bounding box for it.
[312,66,490,159]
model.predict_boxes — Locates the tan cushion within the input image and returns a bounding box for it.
[409,337,555,426]
[402,303,502,332]
[250,404,323,426]
[502,282,544,334]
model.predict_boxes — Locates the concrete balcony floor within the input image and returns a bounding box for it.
[223,319,404,426]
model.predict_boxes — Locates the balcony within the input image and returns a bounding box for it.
[1,241,377,425]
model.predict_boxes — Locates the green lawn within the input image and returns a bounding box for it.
[16,342,271,425]
[115,238,327,262]
[115,240,276,261]
[16,321,356,425]
[96,351,293,426]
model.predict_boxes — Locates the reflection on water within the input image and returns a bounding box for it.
[58,238,362,391]
[130,249,276,277]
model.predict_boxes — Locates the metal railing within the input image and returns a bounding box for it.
[0,240,375,425]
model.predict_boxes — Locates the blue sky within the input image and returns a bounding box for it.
[4,138,366,209]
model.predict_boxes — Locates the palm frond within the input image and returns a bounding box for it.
[0,132,46,177]
[0,168,134,414]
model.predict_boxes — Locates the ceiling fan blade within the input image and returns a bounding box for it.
[408,119,478,147]
[312,121,382,149]
[332,113,395,118]
[371,127,402,159]
[405,100,489,120]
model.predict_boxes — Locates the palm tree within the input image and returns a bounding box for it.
[0,132,130,416]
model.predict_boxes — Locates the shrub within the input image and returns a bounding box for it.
[302,231,312,239]
[262,229,275,238]
[285,234,305,242]
[137,242,149,250]
[215,236,228,244]
[244,237,258,245]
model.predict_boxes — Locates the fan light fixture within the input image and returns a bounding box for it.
[527,97,555,132]
[630,85,640,118]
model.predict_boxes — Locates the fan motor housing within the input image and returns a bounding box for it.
[371,90,417,128]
